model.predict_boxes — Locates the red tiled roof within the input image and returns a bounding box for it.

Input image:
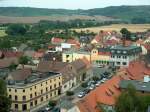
[93,35,102,43]
[51,37,64,44]
[33,52,44,58]
[78,75,124,112]
[67,39,80,46]
[126,61,150,81]
[3,51,23,58]
[98,52,111,56]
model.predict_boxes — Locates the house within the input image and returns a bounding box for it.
[120,80,150,95]
[62,50,91,63]
[91,35,102,44]
[37,59,91,93]
[7,69,62,112]
[51,37,65,45]
[79,36,93,47]
[91,47,111,67]
[110,44,142,67]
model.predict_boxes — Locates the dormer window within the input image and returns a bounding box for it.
[111,50,114,53]
[117,50,121,53]
[123,51,127,54]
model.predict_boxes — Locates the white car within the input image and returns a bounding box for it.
[89,84,95,90]
[78,92,85,98]
[95,81,101,86]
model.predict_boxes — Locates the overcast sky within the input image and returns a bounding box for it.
[0,0,149,9]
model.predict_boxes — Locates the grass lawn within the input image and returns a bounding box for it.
[0,30,7,37]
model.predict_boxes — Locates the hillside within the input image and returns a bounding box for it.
[0,5,150,23]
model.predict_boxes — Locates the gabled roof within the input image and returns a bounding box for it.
[2,51,23,58]
[9,69,32,81]
[0,57,18,69]
[37,61,68,73]
[51,37,65,44]
[78,75,123,112]
[71,59,87,71]
[66,39,80,46]
[126,61,150,81]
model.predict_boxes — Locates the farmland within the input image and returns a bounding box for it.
[74,24,150,33]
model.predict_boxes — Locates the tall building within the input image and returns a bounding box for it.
[7,69,62,112]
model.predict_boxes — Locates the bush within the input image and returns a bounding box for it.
[81,82,88,88]
[66,91,74,96]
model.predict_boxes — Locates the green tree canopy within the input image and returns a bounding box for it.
[115,84,150,112]
[19,56,29,68]
[0,79,11,112]
[120,28,131,40]
[5,24,27,35]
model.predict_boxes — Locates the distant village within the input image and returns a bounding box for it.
[0,29,150,112]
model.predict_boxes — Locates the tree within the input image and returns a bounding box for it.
[115,84,146,112]
[48,100,57,107]
[0,79,11,112]
[19,56,29,68]
[8,63,17,71]
[66,91,74,96]
[120,28,131,40]
[5,24,27,35]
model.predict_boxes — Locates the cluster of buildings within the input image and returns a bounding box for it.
[0,30,150,112]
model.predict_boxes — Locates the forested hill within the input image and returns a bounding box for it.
[0,5,150,23]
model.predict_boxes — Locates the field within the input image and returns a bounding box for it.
[0,30,7,37]
[0,15,116,23]
[74,24,150,33]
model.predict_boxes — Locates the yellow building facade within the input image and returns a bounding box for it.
[62,49,111,66]
[62,51,91,63]
[7,73,62,112]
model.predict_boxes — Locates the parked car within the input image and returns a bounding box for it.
[88,84,95,90]
[87,81,95,86]
[78,92,85,98]
[101,78,107,83]
[83,88,90,94]
[95,81,101,86]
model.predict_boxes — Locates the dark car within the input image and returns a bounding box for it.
[83,88,90,94]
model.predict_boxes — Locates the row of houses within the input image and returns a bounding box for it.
[4,58,91,112]
[62,43,142,67]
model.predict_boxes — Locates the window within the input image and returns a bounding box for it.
[22,96,26,101]
[41,97,43,102]
[35,86,36,89]
[46,81,47,85]
[30,94,32,99]
[41,89,43,94]
[50,86,52,90]
[15,104,18,109]
[50,80,52,83]
[50,93,52,97]
[15,95,18,101]
[117,62,120,65]
[54,79,56,81]
[35,92,37,96]
[34,100,37,105]
[9,89,11,92]
[46,95,48,99]
[123,62,127,65]
[46,87,48,92]
[30,102,33,107]
[59,82,61,86]
[9,95,12,99]
[15,89,17,92]
[59,77,61,79]
[123,56,127,59]
[41,83,43,86]
[54,84,56,88]
[30,88,32,91]
[66,55,69,58]
[22,104,27,111]
[64,85,67,88]
[23,89,25,92]
[54,91,57,95]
